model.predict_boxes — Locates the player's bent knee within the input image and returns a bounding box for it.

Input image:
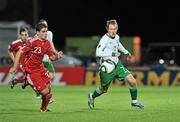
[50,73,55,80]
[102,90,107,93]
[129,79,137,86]
[99,85,109,94]
[40,87,50,95]
[125,74,137,86]
[101,87,108,93]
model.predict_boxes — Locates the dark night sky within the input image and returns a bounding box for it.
[0,0,180,48]
[38,1,180,48]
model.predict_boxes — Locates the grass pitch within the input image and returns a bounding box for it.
[0,85,180,122]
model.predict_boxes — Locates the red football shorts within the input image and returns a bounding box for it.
[26,68,51,91]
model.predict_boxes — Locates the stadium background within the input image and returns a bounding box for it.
[0,1,180,122]
[0,0,180,86]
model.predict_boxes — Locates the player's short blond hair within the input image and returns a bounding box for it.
[106,19,118,29]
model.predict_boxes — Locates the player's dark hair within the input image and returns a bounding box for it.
[19,27,28,34]
[35,23,47,32]
[38,19,48,27]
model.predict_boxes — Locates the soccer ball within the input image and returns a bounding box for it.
[100,60,115,73]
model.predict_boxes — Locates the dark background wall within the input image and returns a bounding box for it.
[0,0,180,49]
[39,1,180,49]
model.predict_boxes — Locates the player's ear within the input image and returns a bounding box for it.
[105,26,108,31]
[37,31,40,35]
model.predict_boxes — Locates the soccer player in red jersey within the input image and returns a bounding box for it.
[9,23,63,112]
[8,27,29,89]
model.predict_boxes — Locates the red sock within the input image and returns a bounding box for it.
[14,76,25,84]
[41,93,52,111]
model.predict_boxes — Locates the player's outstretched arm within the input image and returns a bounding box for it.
[49,51,63,61]
[9,48,23,73]
[7,49,15,63]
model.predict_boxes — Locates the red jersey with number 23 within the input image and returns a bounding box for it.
[22,37,54,73]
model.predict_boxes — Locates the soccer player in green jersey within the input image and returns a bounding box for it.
[88,19,144,109]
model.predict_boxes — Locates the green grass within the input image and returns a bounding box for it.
[0,85,180,122]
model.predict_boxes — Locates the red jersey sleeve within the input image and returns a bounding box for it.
[46,42,54,58]
[8,43,13,52]
[20,40,33,66]
[8,40,18,52]
[22,40,32,53]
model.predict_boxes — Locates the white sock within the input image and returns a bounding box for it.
[132,100,138,103]
[90,93,93,99]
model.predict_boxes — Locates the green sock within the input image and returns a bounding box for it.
[129,86,137,100]
[92,87,102,99]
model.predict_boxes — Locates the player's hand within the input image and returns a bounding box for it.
[9,66,17,74]
[126,56,131,63]
[126,56,135,64]
[57,51,63,59]
[112,52,121,57]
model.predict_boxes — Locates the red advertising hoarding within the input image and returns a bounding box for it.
[0,67,85,85]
